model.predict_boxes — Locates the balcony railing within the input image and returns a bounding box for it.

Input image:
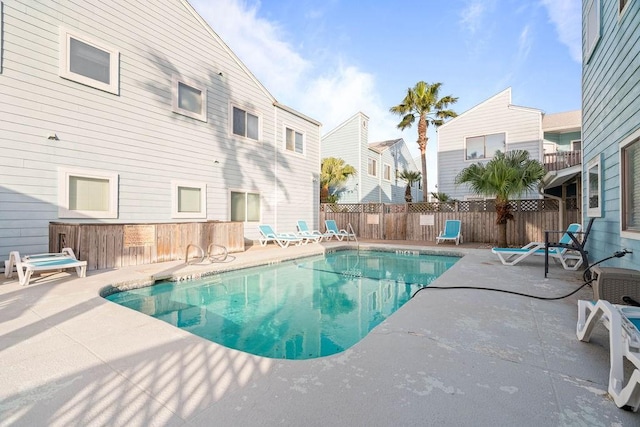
[544,150,581,172]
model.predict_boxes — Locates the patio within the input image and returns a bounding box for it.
[1,241,638,426]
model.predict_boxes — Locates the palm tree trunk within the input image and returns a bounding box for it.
[320,185,329,203]
[495,199,513,247]
[418,115,429,201]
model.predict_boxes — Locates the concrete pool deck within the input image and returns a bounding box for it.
[1,241,639,426]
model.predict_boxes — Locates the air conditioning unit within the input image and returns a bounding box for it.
[591,266,640,305]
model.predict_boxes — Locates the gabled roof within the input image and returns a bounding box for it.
[542,110,581,132]
[321,111,369,139]
[181,0,276,103]
[369,138,402,153]
[438,87,543,130]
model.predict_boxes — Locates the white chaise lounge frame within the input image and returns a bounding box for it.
[577,299,640,411]
[4,248,87,286]
[491,223,583,269]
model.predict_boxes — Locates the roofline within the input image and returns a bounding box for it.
[274,102,322,126]
[181,0,276,103]
[508,104,543,114]
[322,111,369,139]
[438,88,513,130]
[368,138,403,154]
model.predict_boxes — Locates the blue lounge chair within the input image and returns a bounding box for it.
[4,248,87,286]
[577,299,640,411]
[436,220,462,245]
[324,219,356,241]
[491,223,583,268]
[296,220,331,242]
[258,224,304,248]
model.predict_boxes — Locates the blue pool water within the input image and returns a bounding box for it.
[105,250,459,360]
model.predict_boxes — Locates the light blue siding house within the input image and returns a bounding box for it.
[321,112,421,203]
[0,0,321,264]
[581,0,639,268]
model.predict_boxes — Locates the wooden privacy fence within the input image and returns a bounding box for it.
[321,198,579,247]
[49,221,245,271]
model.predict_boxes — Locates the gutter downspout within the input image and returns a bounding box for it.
[539,183,565,231]
[274,105,278,228]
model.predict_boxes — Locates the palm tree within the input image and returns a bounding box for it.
[390,81,458,201]
[397,170,421,202]
[455,150,546,248]
[430,192,452,202]
[320,157,357,203]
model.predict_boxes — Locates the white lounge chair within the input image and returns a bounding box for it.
[258,224,305,248]
[4,248,87,286]
[577,299,640,411]
[296,220,331,242]
[436,220,463,245]
[324,219,356,241]
[491,223,583,268]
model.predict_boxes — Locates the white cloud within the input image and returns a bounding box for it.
[540,0,582,63]
[518,25,532,63]
[190,0,310,100]
[189,0,398,143]
[299,64,398,140]
[459,1,486,34]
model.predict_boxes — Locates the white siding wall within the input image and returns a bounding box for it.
[0,0,320,259]
[437,88,543,199]
[322,113,420,204]
[321,113,365,204]
[273,107,321,232]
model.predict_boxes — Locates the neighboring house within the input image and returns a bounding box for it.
[539,110,582,216]
[437,88,582,206]
[0,0,321,263]
[321,112,422,203]
[580,0,639,269]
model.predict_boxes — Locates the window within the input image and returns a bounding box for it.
[465,133,505,160]
[232,106,259,140]
[285,127,304,154]
[368,158,377,176]
[230,191,260,222]
[172,181,206,218]
[59,28,119,94]
[58,168,118,218]
[621,134,640,238]
[383,164,391,181]
[587,154,602,217]
[172,76,207,121]
[585,0,600,62]
[571,140,582,151]
[620,0,629,15]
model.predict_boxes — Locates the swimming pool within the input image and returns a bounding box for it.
[105,250,459,360]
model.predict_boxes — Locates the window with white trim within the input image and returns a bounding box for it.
[587,154,602,217]
[621,134,640,238]
[465,133,505,160]
[585,0,600,62]
[58,168,118,218]
[59,28,119,94]
[172,181,206,218]
[230,191,260,222]
[285,127,304,154]
[368,158,377,176]
[232,106,259,140]
[172,76,207,121]
[383,164,391,181]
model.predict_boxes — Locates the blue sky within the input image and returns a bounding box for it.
[190,0,582,192]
